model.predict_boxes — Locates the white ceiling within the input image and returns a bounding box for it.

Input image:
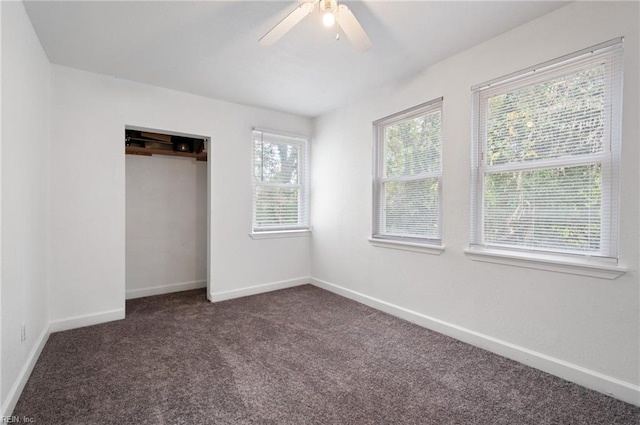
[24,0,569,117]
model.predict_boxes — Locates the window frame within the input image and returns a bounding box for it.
[469,39,624,269]
[251,128,310,236]
[371,97,444,249]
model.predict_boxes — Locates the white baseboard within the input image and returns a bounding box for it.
[2,307,125,416]
[1,325,50,417]
[126,280,207,300]
[310,277,640,407]
[209,277,309,302]
[49,308,125,333]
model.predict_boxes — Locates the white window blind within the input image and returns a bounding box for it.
[252,129,309,232]
[373,98,443,244]
[471,40,623,259]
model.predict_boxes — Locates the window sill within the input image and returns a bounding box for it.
[249,229,312,240]
[464,246,627,280]
[368,238,445,255]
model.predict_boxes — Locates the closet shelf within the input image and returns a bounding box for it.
[125,146,207,161]
[125,129,208,161]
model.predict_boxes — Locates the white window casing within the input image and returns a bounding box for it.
[252,129,310,235]
[468,39,625,277]
[372,98,444,250]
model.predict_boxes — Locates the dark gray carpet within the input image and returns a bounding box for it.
[13,285,640,424]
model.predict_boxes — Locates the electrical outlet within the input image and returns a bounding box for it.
[21,323,26,343]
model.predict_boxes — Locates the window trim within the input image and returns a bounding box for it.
[251,128,310,235]
[371,97,444,247]
[249,229,312,240]
[470,38,623,91]
[469,39,624,273]
[368,238,445,255]
[464,245,627,280]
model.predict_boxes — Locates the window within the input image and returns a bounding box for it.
[372,98,443,246]
[252,129,309,233]
[470,40,623,260]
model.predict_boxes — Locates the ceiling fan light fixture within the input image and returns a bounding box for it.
[322,11,336,27]
[260,0,371,51]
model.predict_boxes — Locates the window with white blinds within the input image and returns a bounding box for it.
[252,129,309,232]
[470,40,623,259]
[372,98,443,245]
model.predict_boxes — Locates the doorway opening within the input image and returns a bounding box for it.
[124,125,210,304]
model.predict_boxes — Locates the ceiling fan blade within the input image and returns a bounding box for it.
[259,2,316,46]
[337,4,371,51]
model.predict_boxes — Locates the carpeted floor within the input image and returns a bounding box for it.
[13,285,640,424]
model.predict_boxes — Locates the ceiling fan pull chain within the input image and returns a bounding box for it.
[335,1,340,41]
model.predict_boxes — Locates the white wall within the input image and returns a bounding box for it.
[4,0,636,411]
[125,154,207,298]
[0,1,50,414]
[49,65,312,325]
[0,1,3,410]
[311,1,639,403]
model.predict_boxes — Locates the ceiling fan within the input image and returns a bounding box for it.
[259,0,372,51]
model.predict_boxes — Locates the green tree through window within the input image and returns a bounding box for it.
[472,42,622,258]
[373,98,443,244]
[252,130,309,231]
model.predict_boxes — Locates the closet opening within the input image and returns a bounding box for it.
[124,125,210,304]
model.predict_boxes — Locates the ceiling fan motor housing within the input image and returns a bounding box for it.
[320,0,338,13]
